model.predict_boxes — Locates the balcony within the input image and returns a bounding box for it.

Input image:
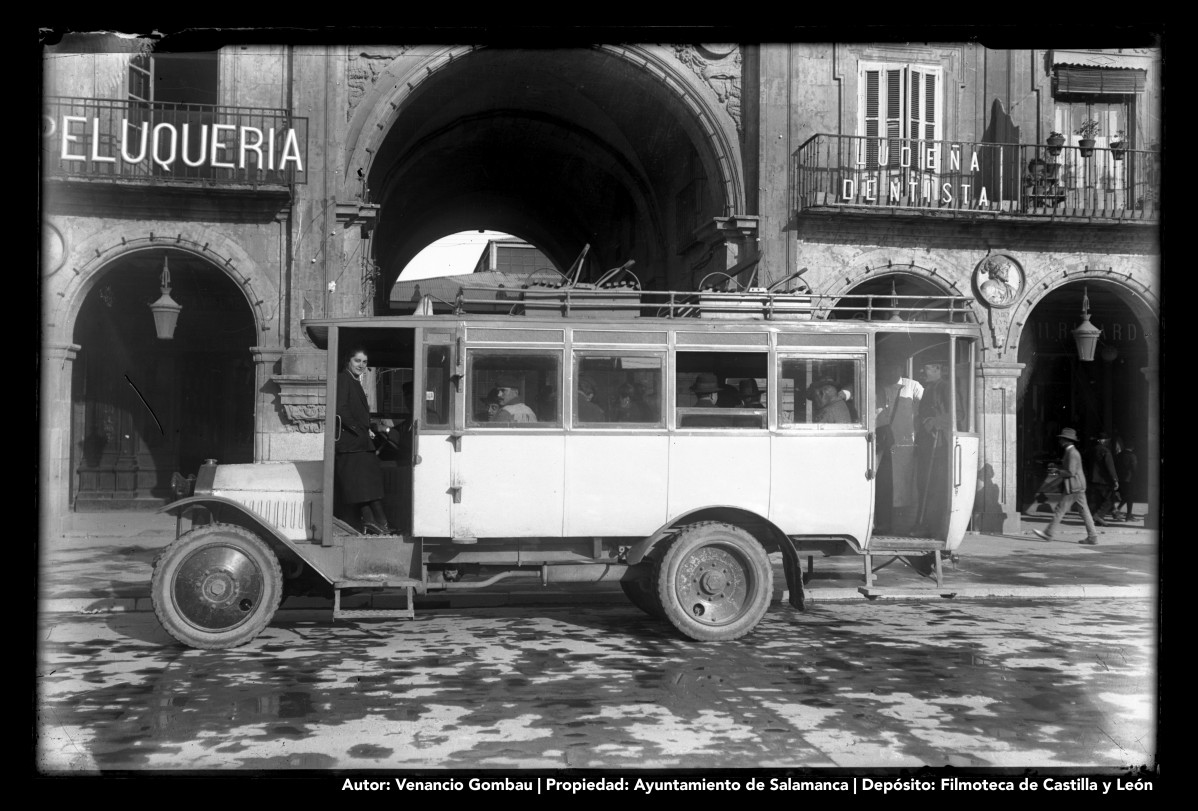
[793,134,1159,223]
[42,97,308,189]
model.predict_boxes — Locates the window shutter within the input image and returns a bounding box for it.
[1055,67,1146,95]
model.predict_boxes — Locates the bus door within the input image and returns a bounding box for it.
[874,332,977,543]
[946,336,979,550]
[434,338,566,540]
[769,345,872,543]
[411,329,456,538]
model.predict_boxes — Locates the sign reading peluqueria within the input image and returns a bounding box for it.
[43,99,308,185]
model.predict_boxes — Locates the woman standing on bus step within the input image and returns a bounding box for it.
[335,347,392,535]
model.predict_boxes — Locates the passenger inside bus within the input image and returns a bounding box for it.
[493,375,537,422]
[577,376,606,422]
[611,382,650,422]
[806,379,853,424]
[738,378,765,408]
[477,388,502,422]
[915,355,952,535]
[679,372,725,427]
[874,363,923,535]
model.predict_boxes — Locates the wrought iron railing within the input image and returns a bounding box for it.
[793,134,1159,220]
[42,96,308,187]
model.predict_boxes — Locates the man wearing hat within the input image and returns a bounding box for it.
[492,375,537,422]
[806,379,852,423]
[914,354,954,535]
[1033,427,1099,545]
[738,378,765,408]
[681,372,725,427]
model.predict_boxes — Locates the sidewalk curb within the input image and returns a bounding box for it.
[38,583,1155,616]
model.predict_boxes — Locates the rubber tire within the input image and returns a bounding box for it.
[655,522,772,642]
[151,523,283,650]
[621,563,665,618]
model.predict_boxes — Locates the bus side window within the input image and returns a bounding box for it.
[467,350,561,427]
[573,352,664,427]
[779,357,863,427]
[424,345,451,427]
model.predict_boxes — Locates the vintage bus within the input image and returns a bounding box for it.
[153,280,979,649]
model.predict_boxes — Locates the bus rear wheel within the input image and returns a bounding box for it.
[151,523,283,650]
[655,522,772,642]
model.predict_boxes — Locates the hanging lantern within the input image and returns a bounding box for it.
[1072,286,1101,362]
[149,255,182,340]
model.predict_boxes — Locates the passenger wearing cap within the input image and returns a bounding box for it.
[576,376,606,423]
[1032,427,1100,545]
[492,375,537,422]
[806,379,852,423]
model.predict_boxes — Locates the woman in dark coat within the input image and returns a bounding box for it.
[335,347,391,534]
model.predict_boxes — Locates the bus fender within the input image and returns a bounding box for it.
[157,496,326,582]
[625,508,807,610]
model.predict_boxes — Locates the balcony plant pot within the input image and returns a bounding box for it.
[1046,133,1065,156]
[1078,138,1096,157]
[1111,141,1126,160]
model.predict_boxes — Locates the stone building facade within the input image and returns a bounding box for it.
[40,36,1161,537]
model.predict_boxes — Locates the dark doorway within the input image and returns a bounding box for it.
[1016,283,1150,513]
[71,253,255,510]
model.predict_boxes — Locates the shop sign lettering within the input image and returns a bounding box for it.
[53,115,305,173]
[839,144,992,208]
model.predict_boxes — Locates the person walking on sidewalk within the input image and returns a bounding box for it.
[1033,427,1099,545]
[1085,431,1120,525]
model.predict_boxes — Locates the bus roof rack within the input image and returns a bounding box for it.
[429,285,975,323]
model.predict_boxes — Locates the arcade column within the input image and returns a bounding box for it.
[1141,362,1159,529]
[977,360,1025,534]
[39,342,80,540]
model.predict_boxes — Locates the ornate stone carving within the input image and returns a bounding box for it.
[673,45,742,133]
[274,374,327,433]
[347,49,411,121]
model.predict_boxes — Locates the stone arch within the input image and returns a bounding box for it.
[342,44,745,214]
[825,260,983,326]
[1004,270,1160,356]
[46,227,278,348]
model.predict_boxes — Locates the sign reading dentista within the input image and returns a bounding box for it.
[840,144,994,208]
[53,115,305,174]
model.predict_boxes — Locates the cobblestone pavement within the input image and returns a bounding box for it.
[36,597,1156,773]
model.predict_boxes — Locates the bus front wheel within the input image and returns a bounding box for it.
[151,523,283,650]
[655,522,772,642]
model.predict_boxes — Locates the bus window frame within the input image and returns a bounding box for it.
[672,346,770,431]
[775,351,867,430]
[465,345,564,429]
[572,348,667,429]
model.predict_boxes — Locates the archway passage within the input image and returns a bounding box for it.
[71,252,256,510]
[831,272,976,323]
[1016,281,1152,516]
[367,47,735,300]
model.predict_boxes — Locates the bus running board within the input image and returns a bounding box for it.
[333,582,417,621]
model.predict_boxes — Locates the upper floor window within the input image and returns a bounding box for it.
[128,54,151,102]
[859,62,943,168]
